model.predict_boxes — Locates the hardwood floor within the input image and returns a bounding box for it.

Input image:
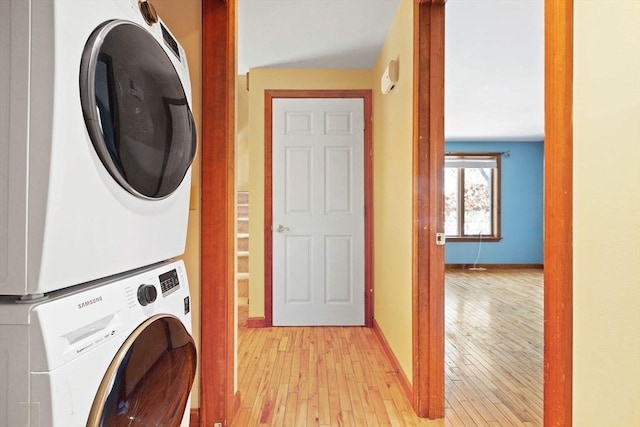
[232,269,542,426]
[444,269,543,426]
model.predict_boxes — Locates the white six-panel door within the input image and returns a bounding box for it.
[272,98,365,326]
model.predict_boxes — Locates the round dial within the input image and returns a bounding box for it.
[138,0,159,25]
[137,284,158,306]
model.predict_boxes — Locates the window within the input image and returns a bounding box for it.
[444,153,501,241]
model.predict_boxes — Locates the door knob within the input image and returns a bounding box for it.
[276,224,290,233]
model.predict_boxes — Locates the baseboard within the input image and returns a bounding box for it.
[189,408,199,427]
[446,263,543,270]
[372,319,413,403]
[247,316,266,328]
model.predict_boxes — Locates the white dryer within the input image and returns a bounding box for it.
[0,260,196,427]
[0,0,197,296]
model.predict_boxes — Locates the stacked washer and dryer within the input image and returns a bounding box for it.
[1,1,198,426]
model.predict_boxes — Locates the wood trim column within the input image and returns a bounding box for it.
[201,0,236,425]
[544,0,573,425]
[412,0,445,419]
[264,91,274,327]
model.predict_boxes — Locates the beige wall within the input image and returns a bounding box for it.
[236,74,250,191]
[246,68,373,317]
[152,0,202,408]
[370,0,415,381]
[573,1,640,424]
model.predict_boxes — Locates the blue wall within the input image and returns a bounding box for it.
[445,141,543,265]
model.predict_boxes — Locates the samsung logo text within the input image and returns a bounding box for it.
[78,296,103,309]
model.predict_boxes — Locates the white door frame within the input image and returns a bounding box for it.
[263,90,374,328]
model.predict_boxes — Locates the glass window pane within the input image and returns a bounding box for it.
[463,167,492,236]
[82,21,196,199]
[444,168,459,236]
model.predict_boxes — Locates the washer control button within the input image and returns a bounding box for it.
[138,0,159,25]
[137,284,158,306]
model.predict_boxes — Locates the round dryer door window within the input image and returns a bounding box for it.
[80,20,196,200]
[87,315,197,426]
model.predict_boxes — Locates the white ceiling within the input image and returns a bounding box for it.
[238,0,544,141]
[445,0,544,141]
[238,0,401,73]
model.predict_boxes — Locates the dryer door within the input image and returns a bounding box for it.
[80,20,196,200]
[87,315,197,427]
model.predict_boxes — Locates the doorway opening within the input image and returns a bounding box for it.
[199,0,573,425]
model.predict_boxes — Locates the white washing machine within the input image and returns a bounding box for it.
[0,0,197,296]
[0,260,196,427]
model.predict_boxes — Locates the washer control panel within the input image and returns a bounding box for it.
[159,268,181,296]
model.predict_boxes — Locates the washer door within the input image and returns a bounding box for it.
[87,315,197,427]
[80,20,196,200]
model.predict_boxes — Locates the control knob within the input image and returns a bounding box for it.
[138,0,159,26]
[137,284,158,306]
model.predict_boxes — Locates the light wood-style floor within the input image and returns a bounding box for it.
[444,269,543,426]
[232,269,543,426]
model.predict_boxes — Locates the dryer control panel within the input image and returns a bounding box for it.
[28,260,191,371]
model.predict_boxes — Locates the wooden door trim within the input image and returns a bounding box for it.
[412,0,446,418]
[413,0,573,423]
[200,0,235,425]
[544,0,573,424]
[199,0,573,424]
[264,89,374,328]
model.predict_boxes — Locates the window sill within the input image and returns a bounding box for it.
[445,236,502,243]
